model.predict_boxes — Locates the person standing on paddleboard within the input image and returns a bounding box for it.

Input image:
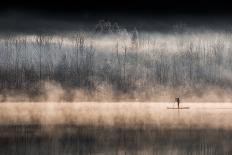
[175,98,180,109]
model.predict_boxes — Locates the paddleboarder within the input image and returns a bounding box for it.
[175,97,180,109]
[167,97,189,109]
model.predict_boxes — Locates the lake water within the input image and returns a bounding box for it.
[0,102,232,155]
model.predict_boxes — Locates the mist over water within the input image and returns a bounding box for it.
[0,102,232,155]
[0,102,232,129]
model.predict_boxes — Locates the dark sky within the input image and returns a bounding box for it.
[0,0,232,33]
[1,0,232,15]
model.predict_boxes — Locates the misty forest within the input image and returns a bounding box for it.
[0,20,232,102]
[2,0,232,153]
[1,18,232,155]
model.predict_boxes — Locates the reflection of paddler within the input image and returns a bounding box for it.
[175,98,180,109]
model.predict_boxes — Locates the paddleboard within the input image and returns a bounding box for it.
[167,107,190,109]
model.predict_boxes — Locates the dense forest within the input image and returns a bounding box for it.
[0,21,232,101]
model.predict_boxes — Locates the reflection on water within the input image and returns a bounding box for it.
[0,125,232,155]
